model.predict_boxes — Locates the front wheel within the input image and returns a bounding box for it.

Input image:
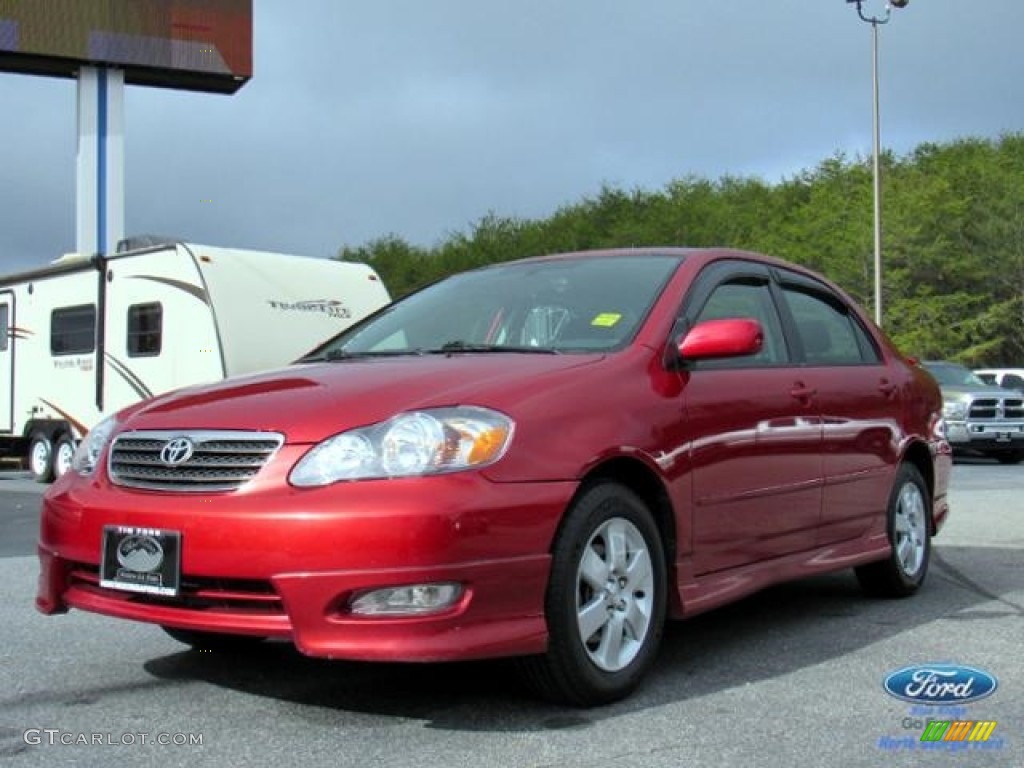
[520,482,667,706]
[855,463,932,598]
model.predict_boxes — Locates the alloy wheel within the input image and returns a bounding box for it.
[575,516,655,672]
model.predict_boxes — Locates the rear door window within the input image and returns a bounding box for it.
[780,287,880,365]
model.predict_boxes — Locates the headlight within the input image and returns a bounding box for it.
[942,401,967,421]
[289,406,514,487]
[71,415,119,475]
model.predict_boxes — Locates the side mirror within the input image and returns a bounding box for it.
[677,318,764,361]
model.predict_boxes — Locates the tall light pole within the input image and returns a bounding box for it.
[846,0,908,327]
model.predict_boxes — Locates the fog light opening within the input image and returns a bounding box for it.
[349,582,464,616]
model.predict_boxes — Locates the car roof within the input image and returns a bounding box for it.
[478,246,839,283]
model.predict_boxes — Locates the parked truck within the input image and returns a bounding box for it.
[0,238,390,481]
[922,360,1024,464]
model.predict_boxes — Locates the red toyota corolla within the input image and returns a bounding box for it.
[37,248,951,706]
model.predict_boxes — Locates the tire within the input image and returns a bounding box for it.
[520,482,667,707]
[993,452,1024,465]
[855,463,931,598]
[28,432,55,484]
[53,435,76,479]
[161,626,268,652]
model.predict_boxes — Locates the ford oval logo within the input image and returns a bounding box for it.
[883,664,997,705]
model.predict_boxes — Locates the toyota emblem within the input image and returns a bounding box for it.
[160,437,195,466]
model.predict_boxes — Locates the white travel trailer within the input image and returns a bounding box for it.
[0,238,390,481]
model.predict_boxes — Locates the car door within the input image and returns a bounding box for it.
[679,263,822,575]
[773,273,900,546]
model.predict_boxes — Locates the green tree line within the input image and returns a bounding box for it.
[337,134,1024,365]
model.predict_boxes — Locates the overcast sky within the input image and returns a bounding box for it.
[1,0,1022,273]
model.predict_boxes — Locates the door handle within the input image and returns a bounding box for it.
[878,380,898,398]
[790,383,817,401]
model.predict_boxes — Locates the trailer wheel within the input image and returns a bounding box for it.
[29,432,55,483]
[53,436,76,479]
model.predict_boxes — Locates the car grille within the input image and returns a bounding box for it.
[108,430,284,492]
[968,398,1024,420]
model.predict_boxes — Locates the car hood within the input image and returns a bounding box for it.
[116,354,604,443]
[939,384,1020,400]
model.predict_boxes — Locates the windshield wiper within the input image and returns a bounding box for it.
[323,348,424,361]
[429,340,559,355]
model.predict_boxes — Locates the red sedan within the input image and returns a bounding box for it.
[37,248,951,706]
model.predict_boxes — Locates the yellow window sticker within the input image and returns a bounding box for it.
[591,313,622,327]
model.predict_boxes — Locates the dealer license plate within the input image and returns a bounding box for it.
[100,526,181,596]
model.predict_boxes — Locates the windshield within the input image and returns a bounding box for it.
[924,362,987,388]
[305,255,680,359]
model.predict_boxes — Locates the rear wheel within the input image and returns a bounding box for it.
[53,435,76,479]
[28,432,54,484]
[855,463,931,598]
[161,626,268,652]
[520,482,667,706]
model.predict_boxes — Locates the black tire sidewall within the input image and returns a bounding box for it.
[887,464,931,590]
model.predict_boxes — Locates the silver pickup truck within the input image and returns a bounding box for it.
[922,361,1024,464]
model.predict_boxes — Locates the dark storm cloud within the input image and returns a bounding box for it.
[1,0,1022,272]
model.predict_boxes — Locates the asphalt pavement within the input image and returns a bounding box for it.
[0,471,40,558]
[0,462,1021,767]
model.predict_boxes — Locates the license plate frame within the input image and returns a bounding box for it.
[100,526,181,596]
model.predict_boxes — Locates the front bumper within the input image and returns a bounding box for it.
[945,421,1024,452]
[37,465,574,662]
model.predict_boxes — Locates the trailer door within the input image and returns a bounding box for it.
[0,292,13,432]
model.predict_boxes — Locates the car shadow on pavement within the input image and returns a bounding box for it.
[142,544,1022,732]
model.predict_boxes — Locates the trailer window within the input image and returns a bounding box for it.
[127,302,162,357]
[51,305,96,355]
[0,304,8,352]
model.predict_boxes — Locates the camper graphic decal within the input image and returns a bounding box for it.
[105,354,155,400]
[37,399,88,438]
[128,276,210,305]
[268,299,352,319]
